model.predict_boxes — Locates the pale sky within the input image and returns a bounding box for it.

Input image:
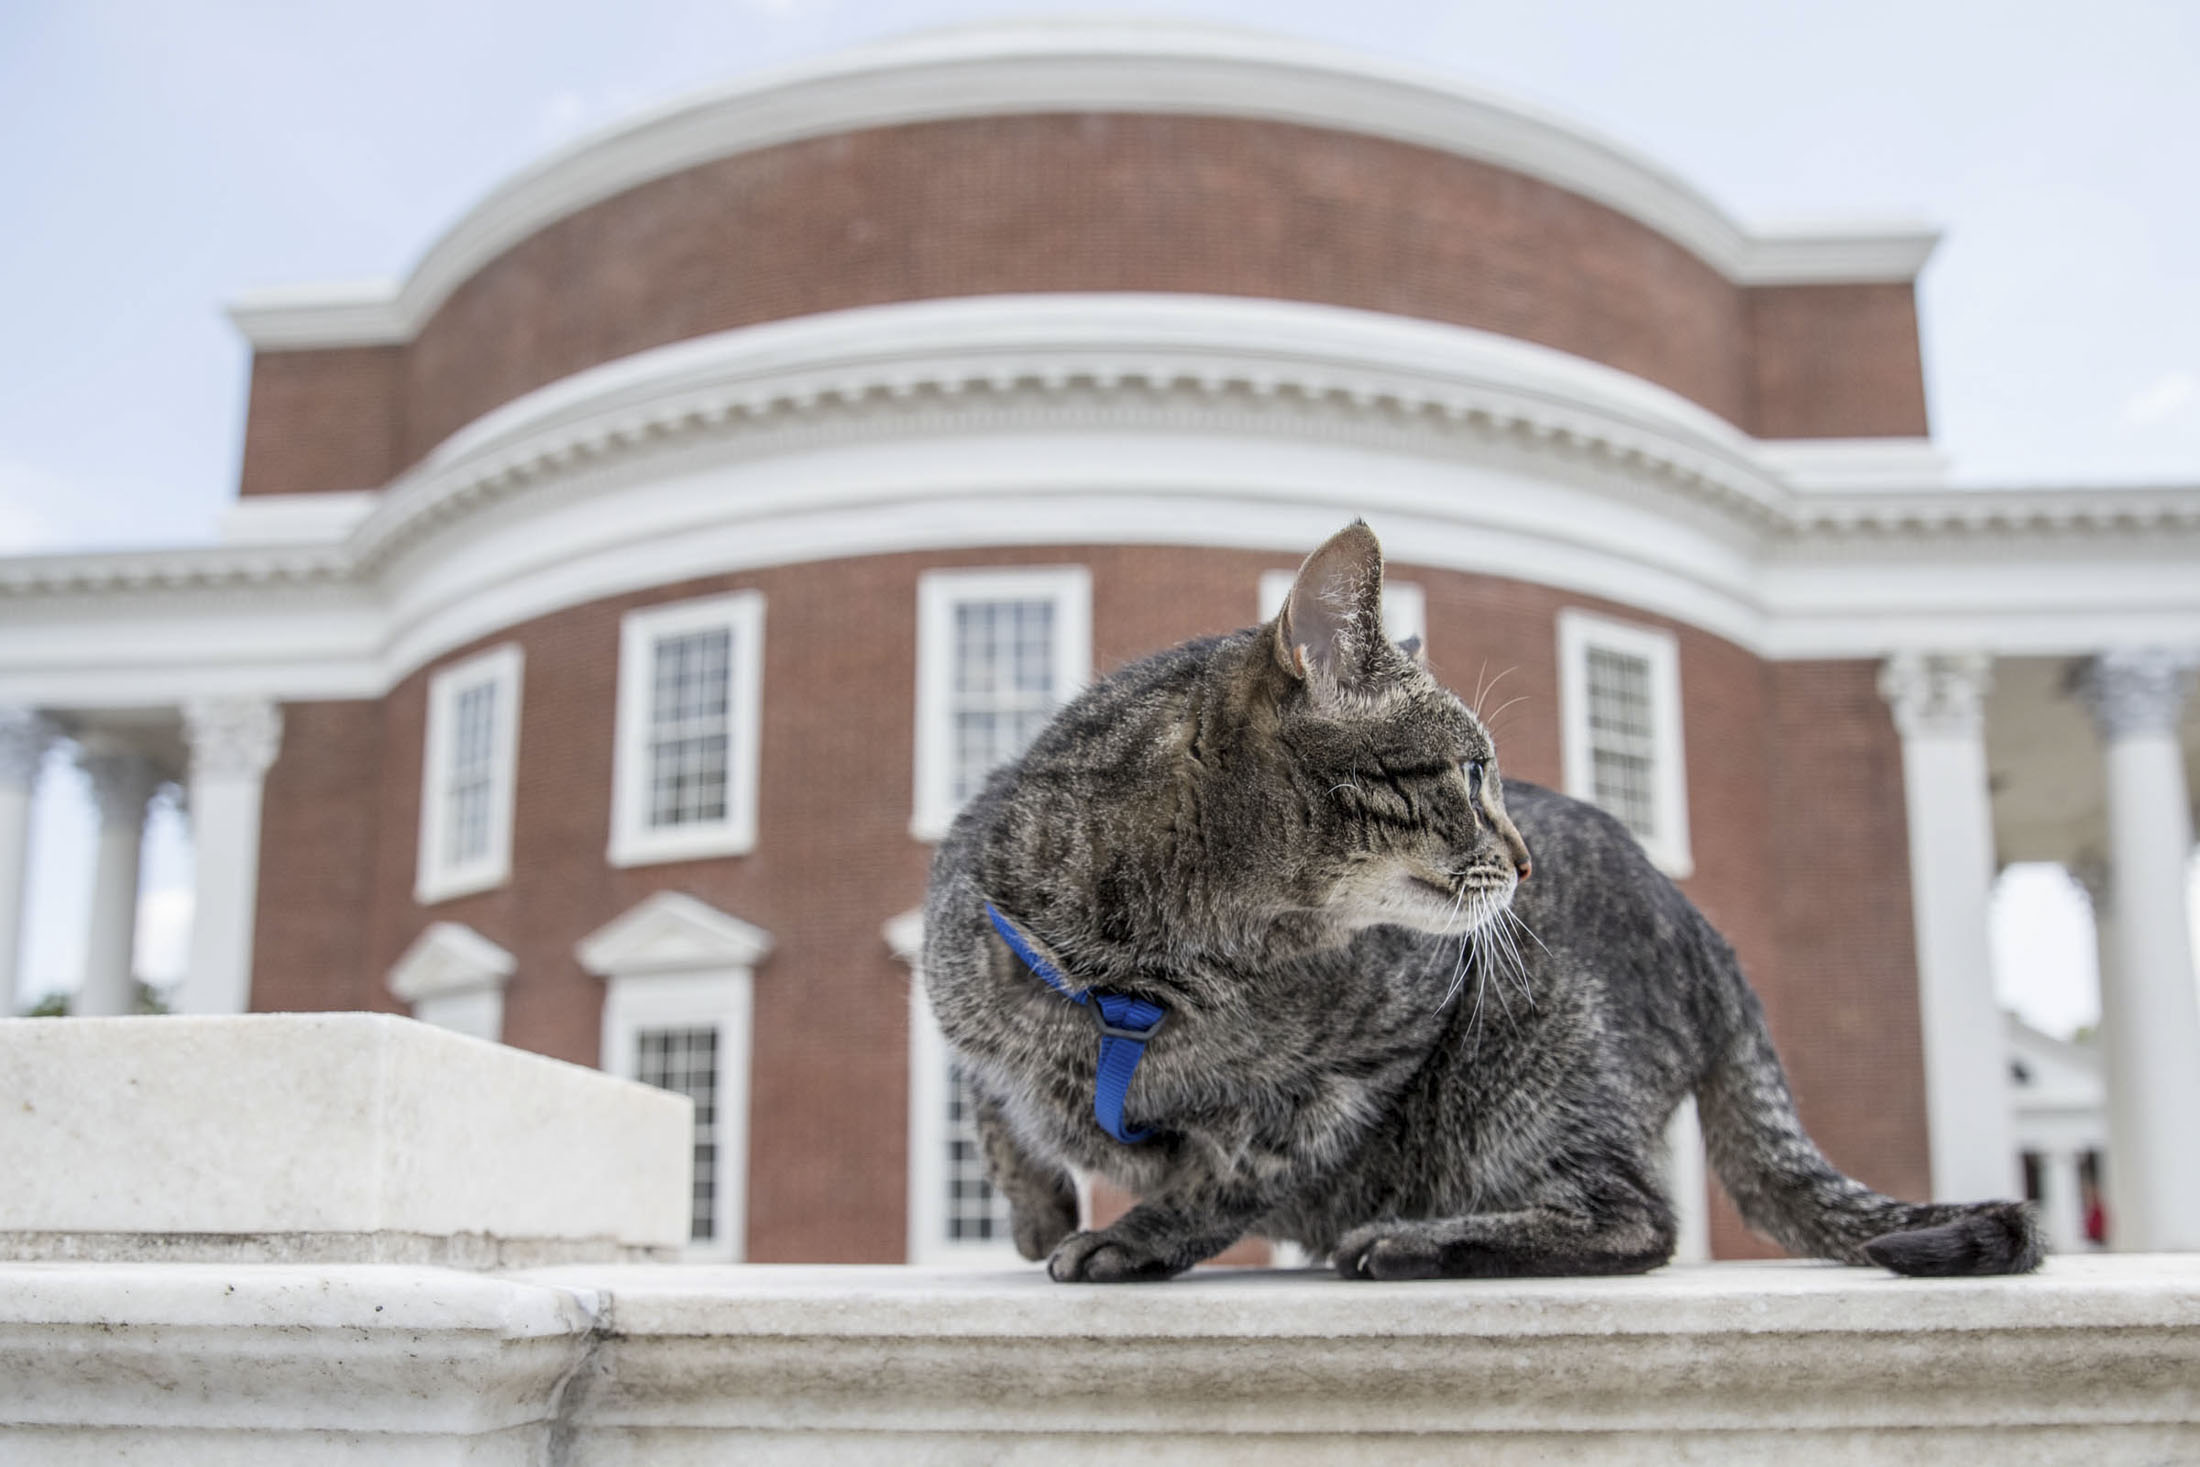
[3,0,2198,1025]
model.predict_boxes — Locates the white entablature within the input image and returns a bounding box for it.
[3,296,2198,711]
[225,23,1937,353]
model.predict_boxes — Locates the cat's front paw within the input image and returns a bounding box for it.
[1046,1229,1181,1283]
[1333,1221,1445,1281]
[1010,1187,1078,1262]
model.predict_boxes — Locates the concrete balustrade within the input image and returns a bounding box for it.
[2,1257,2196,1463]
[4,1013,2197,1464]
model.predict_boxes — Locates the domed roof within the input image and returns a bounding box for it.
[230,22,1934,351]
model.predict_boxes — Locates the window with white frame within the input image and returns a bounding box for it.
[416,643,523,904]
[1557,609,1692,877]
[635,1025,724,1246]
[893,910,1023,1265]
[582,891,769,1264]
[610,591,765,867]
[1259,569,1427,654]
[912,567,1091,840]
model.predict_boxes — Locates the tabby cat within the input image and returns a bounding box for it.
[921,522,2042,1282]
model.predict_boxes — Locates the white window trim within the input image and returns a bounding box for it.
[599,969,754,1263]
[1557,608,1693,879]
[609,590,766,868]
[415,642,523,905]
[580,892,768,1264]
[1259,569,1427,652]
[911,565,1092,842]
[890,911,1026,1266]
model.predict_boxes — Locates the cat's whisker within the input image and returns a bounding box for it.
[1481,693,1529,729]
[1503,906,1553,958]
[1492,914,1536,1009]
[1471,665,1517,722]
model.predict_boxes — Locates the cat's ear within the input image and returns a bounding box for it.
[1273,520,1394,707]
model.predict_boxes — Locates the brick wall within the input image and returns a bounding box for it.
[238,115,1928,496]
[250,699,390,1015]
[250,547,1927,1262]
[237,346,403,499]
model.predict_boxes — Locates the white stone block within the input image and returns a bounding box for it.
[0,1012,690,1263]
[0,1263,598,1465]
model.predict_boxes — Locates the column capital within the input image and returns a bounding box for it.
[78,749,161,828]
[2071,648,2198,740]
[1878,652,1993,739]
[183,698,285,781]
[0,707,61,787]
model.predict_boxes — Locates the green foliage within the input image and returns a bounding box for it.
[17,982,171,1017]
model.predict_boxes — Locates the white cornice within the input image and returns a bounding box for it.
[226,24,1937,351]
[347,295,1798,574]
[5,296,2198,702]
[0,543,350,597]
[220,490,381,546]
[225,279,410,350]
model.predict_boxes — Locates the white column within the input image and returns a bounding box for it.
[2040,1148,2088,1254]
[1664,1095,1712,1263]
[0,708,60,1007]
[2073,859,2137,1250]
[76,745,161,1017]
[2074,648,2200,1252]
[1878,653,2019,1201]
[177,698,284,1016]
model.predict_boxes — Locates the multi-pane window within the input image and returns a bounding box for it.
[943,1060,1013,1242]
[903,962,1029,1265]
[445,682,499,866]
[1586,646,1657,838]
[586,897,764,1264]
[1558,610,1691,877]
[636,1026,721,1245]
[649,629,732,828]
[611,592,764,866]
[416,644,523,904]
[913,568,1091,840]
[1258,570,1427,656]
[950,599,1059,806]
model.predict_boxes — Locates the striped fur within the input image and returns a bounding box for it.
[921,523,2042,1282]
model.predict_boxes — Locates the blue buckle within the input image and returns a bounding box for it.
[1095,1006,1167,1042]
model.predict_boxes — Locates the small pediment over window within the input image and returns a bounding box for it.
[388,921,515,1002]
[576,891,773,977]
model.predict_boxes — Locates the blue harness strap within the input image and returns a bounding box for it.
[984,901,1166,1145]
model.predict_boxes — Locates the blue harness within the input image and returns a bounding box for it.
[984,902,1168,1145]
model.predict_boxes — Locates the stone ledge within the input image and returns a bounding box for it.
[1,1257,2194,1464]
[0,1013,690,1261]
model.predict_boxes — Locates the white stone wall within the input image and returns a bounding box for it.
[2,1257,2197,1463]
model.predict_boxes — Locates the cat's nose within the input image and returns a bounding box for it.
[1515,858,1532,883]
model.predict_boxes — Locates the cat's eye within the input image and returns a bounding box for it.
[1463,759,1486,794]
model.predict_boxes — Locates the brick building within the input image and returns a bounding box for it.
[4,25,2198,1260]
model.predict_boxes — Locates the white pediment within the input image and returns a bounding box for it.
[576,891,773,977]
[388,922,516,1002]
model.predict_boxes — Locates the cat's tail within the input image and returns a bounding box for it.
[1694,981,2045,1276]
